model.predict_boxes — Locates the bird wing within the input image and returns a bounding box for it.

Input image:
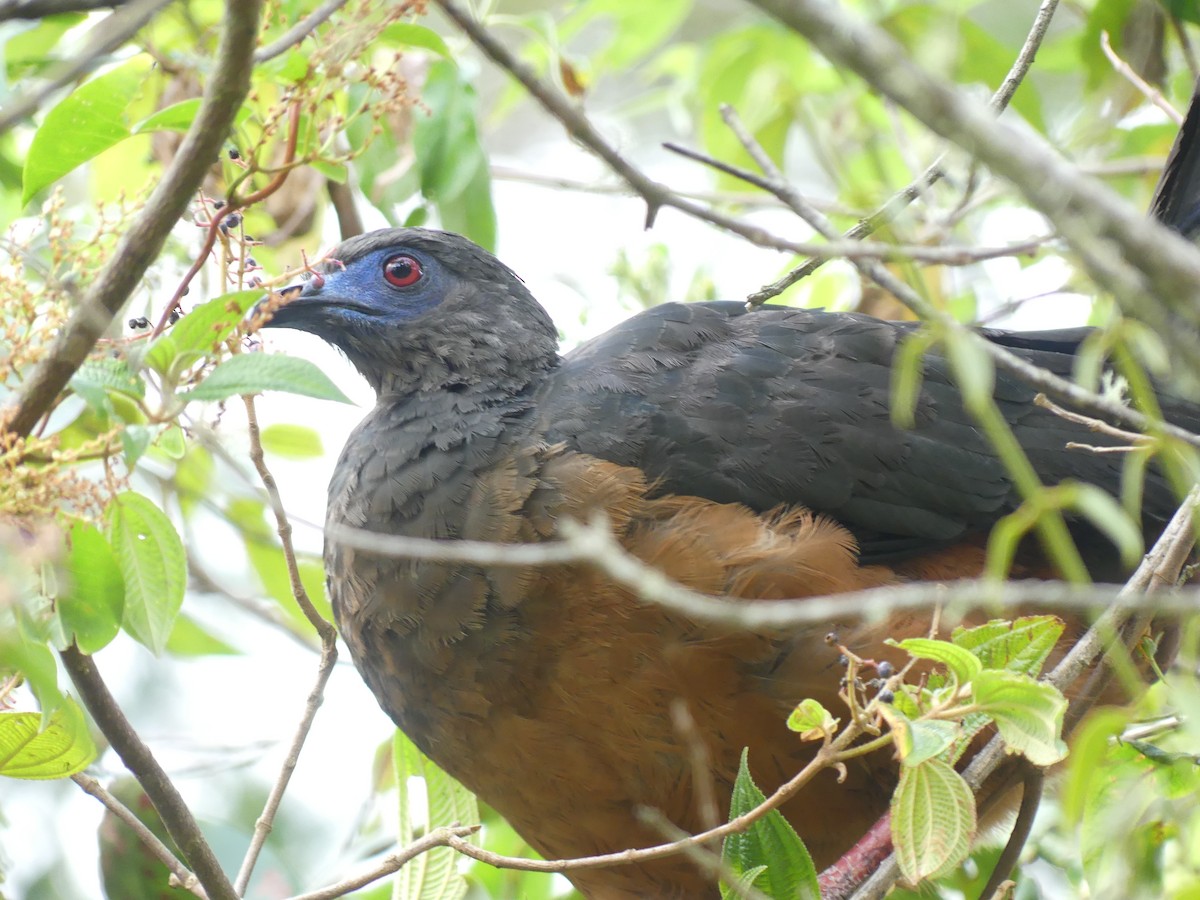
[537,301,1185,563]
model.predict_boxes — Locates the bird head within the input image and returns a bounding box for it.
[265,228,559,396]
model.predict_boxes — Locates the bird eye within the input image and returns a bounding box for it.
[383,254,423,288]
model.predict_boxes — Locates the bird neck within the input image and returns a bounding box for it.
[350,320,560,402]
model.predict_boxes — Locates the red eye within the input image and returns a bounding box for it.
[383,254,422,287]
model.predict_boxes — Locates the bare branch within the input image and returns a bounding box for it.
[254,0,351,63]
[5,0,265,437]
[235,396,339,893]
[72,773,207,900]
[746,0,1200,381]
[752,0,1060,300]
[285,825,481,900]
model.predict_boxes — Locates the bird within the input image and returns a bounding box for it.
[262,88,1200,899]
[263,230,1199,897]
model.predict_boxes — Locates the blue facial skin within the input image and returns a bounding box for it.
[272,244,447,335]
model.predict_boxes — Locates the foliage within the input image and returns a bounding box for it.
[0,0,1199,899]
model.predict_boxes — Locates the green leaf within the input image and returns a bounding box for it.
[951,616,1065,676]
[972,670,1068,766]
[105,492,186,655]
[720,750,819,900]
[184,353,351,404]
[893,637,982,685]
[23,60,144,204]
[902,719,961,768]
[786,698,839,741]
[260,423,324,459]
[144,289,260,377]
[890,330,935,429]
[946,335,995,409]
[0,700,96,779]
[157,423,186,460]
[71,357,145,400]
[121,425,152,469]
[1067,482,1143,570]
[133,99,252,135]
[394,730,476,900]
[891,757,976,882]
[165,613,238,657]
[382,22,451,57]
[57,521,124,654]
[0,632,62,723]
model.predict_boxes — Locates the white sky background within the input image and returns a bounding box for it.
[0,6,1115,897]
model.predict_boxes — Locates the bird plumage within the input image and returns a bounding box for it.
[267,226,1189,898]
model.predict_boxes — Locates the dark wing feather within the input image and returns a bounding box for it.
[537,302,1190,563]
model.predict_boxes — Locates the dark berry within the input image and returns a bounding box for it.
[878,690,894,704]
[877,661,894,679]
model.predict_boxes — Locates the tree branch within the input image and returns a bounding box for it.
[746,0,1200,383]
[61,646,238,900]
[4,0,264,438]
[72,773,208,900]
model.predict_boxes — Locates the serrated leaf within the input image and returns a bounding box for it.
[972,670,1068,766]
[721,750,819,900]
[260,423,323,459]
[394,730,476,900]
[951,616,1065,676]
[0,700,96,779]
[57,521,124,654]
[903,719,961,767]
[105,492,186,655]
[71,357,145,400]
[786,698,839,741]
[891,757,976,882]
[144,289,260,376]
[184,353,351,403]
[23,61,143,203]
[893,637,982,685]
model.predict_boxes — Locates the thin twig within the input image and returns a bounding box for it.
[72,773,208,900]
[749,0,1061,300]
[1100,31,1183,125]
[5,0,264,437]
[1034,392,1152,445]
[747,0,1200,381]
[433,0,1200,451]
[285,825,482,900]
[61,646,238,900]
[254,0,351,62]
[234,396,338,893]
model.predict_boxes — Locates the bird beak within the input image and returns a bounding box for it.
[257,280,320,332]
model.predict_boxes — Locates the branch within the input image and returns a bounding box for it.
[72,773,208,900]
[254,0,352,62]
[745,0,1200,382]
[4,0,265,437]
[285,825,481,900]
[234,396,339,893]
[433,0,1200,449]
[61,646,238,900]
[751,0,1061,300]
[0,0,174,134]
